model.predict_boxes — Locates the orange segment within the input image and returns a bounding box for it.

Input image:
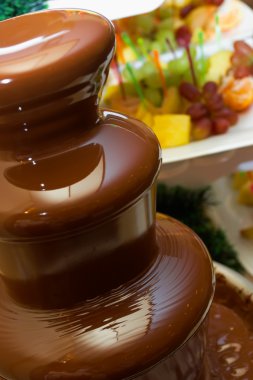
[221,77,253,112]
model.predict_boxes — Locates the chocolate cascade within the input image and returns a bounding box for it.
[0,9,214,380]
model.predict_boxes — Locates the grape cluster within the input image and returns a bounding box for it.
[231,41,253,79]
[117,7,177,55]
[179,81,238,140]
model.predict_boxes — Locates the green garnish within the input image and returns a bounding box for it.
[0,0,48,21]
[157,183,245,273]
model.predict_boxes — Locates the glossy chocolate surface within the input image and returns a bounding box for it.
[0,9,160,236]
[0,216,214,380]
[1,112,160,237]
[205,274,253,379]
[0,8,215,380]
[136,274,253,380]
[0,10,161,307]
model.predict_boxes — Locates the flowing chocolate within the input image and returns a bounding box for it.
[0,10,161,307]
[0,8,215,380]
[0,216,214,380]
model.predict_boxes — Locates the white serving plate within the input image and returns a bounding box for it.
[162,106,253,164]
[47,0,165,20]
[214,260,253,291]
[216,0,253,42]
[208,176,253,276]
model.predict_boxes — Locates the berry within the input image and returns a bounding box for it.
[187,103,208,120]
[213,107,238,126]
[213,118,230,135]
[175,26,192,48]
[202,81,218,97]
[192,118,213,140]
[180,4,195,18]
[205,93,224,112]
[179,82,201,102]
[181,80,237,140]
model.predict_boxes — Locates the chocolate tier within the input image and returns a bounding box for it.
[0,9,214,380]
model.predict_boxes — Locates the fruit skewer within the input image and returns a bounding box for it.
[104,30,253,148]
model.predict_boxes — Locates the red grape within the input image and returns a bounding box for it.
[202,81,218,97]
[212,118,230,135]
[192,118,212,140]
[180,4,195,18]
[179,80,237,140]
[205,93,224,112]
[213,107,238,125]
[186,103,208,120]
[179,82,201,102]
[175,26,192,48]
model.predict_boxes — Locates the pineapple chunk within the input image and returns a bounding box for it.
[135,103,154,128]
[206,50,232,83]
[152,114,191,148]
[160,87,181,114]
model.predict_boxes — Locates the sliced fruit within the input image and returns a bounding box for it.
[205,50,232,83]
[143,87,163,107]
[185,5,216,33]
[192,118,212,140]
[103,83,136,104]
[221,77,253,112]
[135,103,154,128]
[152,114,191,148]
[106,95,140,118]
[160,87,182,114]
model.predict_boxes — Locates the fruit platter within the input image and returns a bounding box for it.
[2,0,253,164]
[114,0,245,55]
[103,0,253,163]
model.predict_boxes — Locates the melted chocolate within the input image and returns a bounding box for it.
[204,274,253,379]
[0,8,215,380]
[0,216,214,380]
[0,10,161,308]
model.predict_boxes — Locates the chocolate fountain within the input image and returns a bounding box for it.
[0,8,216,380]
